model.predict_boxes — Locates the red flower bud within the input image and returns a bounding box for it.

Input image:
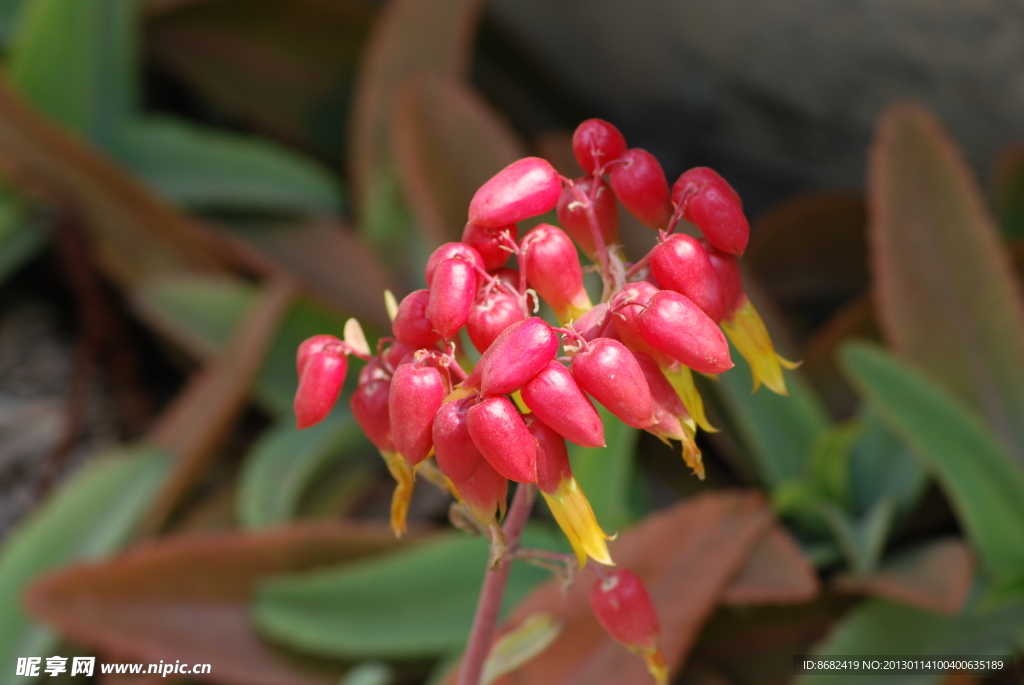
[609,149,671,229]
[638,290,732,374]
[675,168,749,255]
[609,282,675,367]
[572,118,627,174]
[392,290,442,350]
[297,335,342,375]
[467,317,559,396]
[556,177,619,258]
[632,352,687,440]
[452,457,508,525]
[589,570,660,649]
[426,258,477,340]
[350,378,394,451]
[466,396,538,483]
[671,167,741,208]
[521,224,591,322]
[432,399,482,483]
[381,341,414,374]
[574,302,611,342]
[389,362,446,465]
[468,157,561,227]
[520,361,605,448]
[571,338,655,429]
[704,242,745,318]
[491,267,521,289]
[525,414,572,494]
[649,234,725,323]
[424,242,484,288]
[294,348,347,429]
[467,289,526,354]
[462,222,517,271]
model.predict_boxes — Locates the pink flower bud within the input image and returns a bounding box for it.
[589,570,660,649]
[574,302,611,341]
[572,119,628,174]
[671,167,741,208]
[521,361,605,448]
[297,334,342,375]
[609,149,671,229]
[571,338,655,429]
[638,290,732,374]
[294,349,347,429]
[432,399,482,483]
[675,168,749,255]
[426,258,478,340]
[381,341,414,373]
[462,222,517,271]
[704,242,745,318]
[424,243,483,288]
[389,362,446,465]
[525,414,572,494]
[467,289,526,354]
[649,234,725,323]
[467,317,559,396]
[392,290,442,350]
[521,224,591,321]
[609,282,675,367]
[556,177,619,258]
[453,457,508,524]
[350,378,394,451]
[632,352,688,440]
[466,396,538,483]
[491,267,521,289]
[468,157,562,227]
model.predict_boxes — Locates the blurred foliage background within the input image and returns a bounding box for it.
[0,1,1022,684]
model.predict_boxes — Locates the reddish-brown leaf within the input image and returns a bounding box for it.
[348,0,482,218]
[452,491,793,685]
[991,142,1024,241]
[869,103,1024,462]
[391,75,524,244]
[721,524,819,606]
[832,537,973,617]
[25,522,409,685]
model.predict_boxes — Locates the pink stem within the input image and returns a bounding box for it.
[456,483,537,685]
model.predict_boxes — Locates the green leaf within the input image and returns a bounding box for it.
[847,408,928,518]
[133,276,354,417]
[841,342,1024,577]
[0,447,168,683]
[0,195,45,288]
[480,613,560,685]
[869,104,1024,463]
[114,118,342,214]
[808,420,862,507]
[0,0,28,50]
[712,345,831,488]
[798,597,1024,685]
[818,498,895,576]
[238,414,367,529]
[255,529,554,659]
[9,0,135,145]
[568,405,640,532]
[340,662,394,685]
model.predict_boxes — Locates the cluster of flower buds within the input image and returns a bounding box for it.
[293,118,794,682]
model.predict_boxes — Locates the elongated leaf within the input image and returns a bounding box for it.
[115,118,341,214]
[9,0,135,144]
[0,448,169,685]
[391,75,523,244]
[799,598,1024,685]
[238,414,366,529]
[255,530,555,659]
[712,344,831,488]
[25,523,407,685]
[841,342,1024,576]
[847,408,927,518]
[0,0,26,49]
[146,0,372,160]
[567,406,640,533]
[869,103,1024,462]
[480,613,560,685]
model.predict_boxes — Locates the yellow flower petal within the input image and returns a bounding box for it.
[679,419,705,480]
[381,450,415,537]
[638,645,668,685]
[559,292,594,325]
[541,477,613,568]
[662,365,717,433]
[721,299,800,396]
[512,389,531,414]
